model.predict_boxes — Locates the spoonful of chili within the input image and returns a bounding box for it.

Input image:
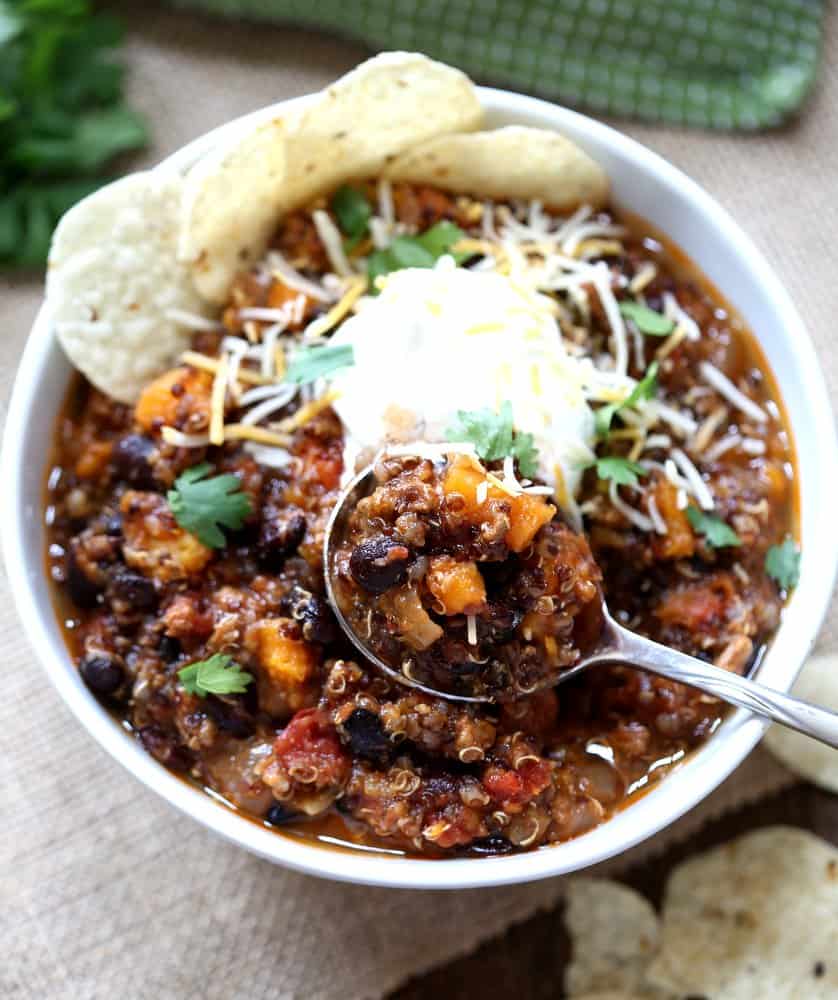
[323,450,838,750]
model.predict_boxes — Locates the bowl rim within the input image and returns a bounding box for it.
[3,84,837,890]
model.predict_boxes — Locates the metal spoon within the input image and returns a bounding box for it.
[324,464,838,750]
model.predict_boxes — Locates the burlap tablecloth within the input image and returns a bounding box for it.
[2,5,836,998]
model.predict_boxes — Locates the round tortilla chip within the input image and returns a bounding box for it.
[764,653,838,792]
[278,51,484,215]
[384,126,608,210]
[179,116,287,304]
[647,826,838,998]
[565,878,660,997]
[47,171,207,404]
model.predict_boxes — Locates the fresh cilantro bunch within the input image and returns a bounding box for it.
[0,0,148,268]
[447,400,539,478]
[367,221,467,287]
[686,506,741,548]
[168,463,253,548]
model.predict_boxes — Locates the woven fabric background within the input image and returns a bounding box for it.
[174,0,825,128]
[0,3,836,998]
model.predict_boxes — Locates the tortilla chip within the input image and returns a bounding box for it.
[47,171,207,404]
[384,126,608,210]
[764,653,838,792]
[179,117,287,303]
[278,51,483,214]
[565,878,661,997]
[647,826,838,998]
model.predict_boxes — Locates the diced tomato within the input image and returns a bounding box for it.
[274,709,350,788]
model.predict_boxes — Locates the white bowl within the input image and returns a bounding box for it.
[4,87,837,890]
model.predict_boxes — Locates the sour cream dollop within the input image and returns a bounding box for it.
[329,260,596,503]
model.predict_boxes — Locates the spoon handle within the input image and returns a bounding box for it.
[593,618,838,750]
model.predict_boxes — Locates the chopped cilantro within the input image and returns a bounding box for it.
[285,343,354,384]
[446,400,539,478]
[167,463,252,548]
[765,538,801,590]
[0,1,148,269]
[330,184,371,249]
[595,362,660,438]
[367,221,466,288]
[686,506,741,548]
[589,455,647,487]
[619,301,674,336]
[178,654,253,698]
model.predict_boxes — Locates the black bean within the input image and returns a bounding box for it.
[104,515,123,536]
[468,835,513,857]
[258,507,307,570]
[204,697,255,739]
[338,708,392,765]
[65,547,102,608]
[158,635,182,662]
[108,568,157,610]
[266,803,297,826]
[112,434,157,488]
[79,653,124,696]
[349,536,411,594]
[138,726,192,772]
[285,585,340,644]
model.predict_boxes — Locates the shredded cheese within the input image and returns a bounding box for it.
[304,276,368,340]
[663,292,701,341]
[466,614,478,646]
[241,384,297,426]
[276,389,340,432]
[209,353,228,446]
[223,424,292,446]
[691,405,729,454]
[704,433,741,462]
[699,362,768,423]
[268,250,336,303]
[671,447,714,510]
[647,493,668,535]
[629,263,657,294]
[160,427,211,447]
[609,480,654,532]
[181,351,275,386]
[312,209,353,278]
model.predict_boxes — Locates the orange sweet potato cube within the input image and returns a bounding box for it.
[427,556,487,615]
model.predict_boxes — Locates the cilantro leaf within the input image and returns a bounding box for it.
[367,221,466,288]
[285,343,354,384]
[619,301,674,336]
[0,2,148,269]
[595,362,659,438]
[686,506,741,548]
[589,455,647,487]
[446,400,540,477]
[330,184,371,242]
[765,538,800,590]
[178,654,253,698]
[167,463,252,548]
[510,428,539,479]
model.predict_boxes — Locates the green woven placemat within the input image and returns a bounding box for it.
[174,0,824,129]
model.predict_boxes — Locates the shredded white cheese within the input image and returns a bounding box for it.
[699,361,768,424]
[671,447,714,510]
[267,251,336,303]
[609,480,655,532]
[166,308,222,332]
[312,209,353,278]
[466,614,478,646]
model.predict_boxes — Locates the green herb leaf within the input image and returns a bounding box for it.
[590,455,647,487]
[167,463,252,548]
[686,506,741,548]
[619,301,674,336]
[765,538,801,590]
[366,221,466,289]
[285,343,354,384]
[178,654,253,698]
[331,184,371,241]
[446,400,540,477]
[595,362,660,437]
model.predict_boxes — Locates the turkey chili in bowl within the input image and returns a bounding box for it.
[41,54,799,859]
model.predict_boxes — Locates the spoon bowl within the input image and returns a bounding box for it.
[325,460,838,750]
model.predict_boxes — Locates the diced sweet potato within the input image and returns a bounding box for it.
[248,618,319,716]
[134,366,212,432]
[252,619,317,686]
[120,490,213,582]
[442,456,555,552]
[426,556,487,615]
[506,494,556,552]
[74,440,112,479]
[650,477,695,560]
[267,279,313,324]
